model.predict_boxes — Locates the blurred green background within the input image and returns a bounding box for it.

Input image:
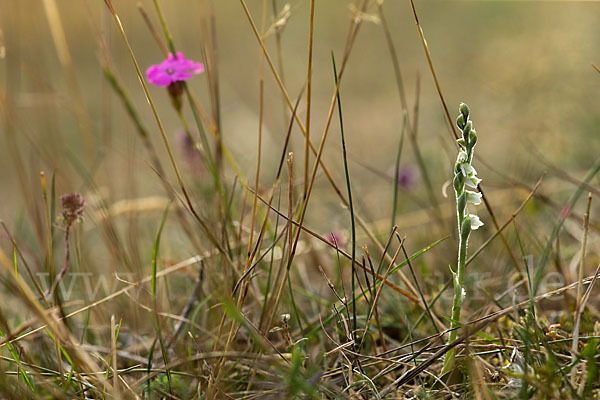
[1,0,599,234]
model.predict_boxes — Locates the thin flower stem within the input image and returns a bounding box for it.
[151,0,175,54]
[149,0,224,198]
[442,226,467,375]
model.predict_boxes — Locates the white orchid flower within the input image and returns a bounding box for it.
[469,214,484,230]
[465,173,481,189]
[466,190,482,205]
[460,163,476,178]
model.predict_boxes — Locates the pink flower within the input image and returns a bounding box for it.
[146,52,204,87]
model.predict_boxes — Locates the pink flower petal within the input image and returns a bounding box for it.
[172,71,193,81]
[187,61,205,74]
[146,52,204,87]
[148,71,174,86]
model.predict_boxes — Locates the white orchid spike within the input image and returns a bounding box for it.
[442,102,485,375]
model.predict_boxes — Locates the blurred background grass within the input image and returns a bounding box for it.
[1,1,599,298]
[2,0,599,220]
[1,1,599,289]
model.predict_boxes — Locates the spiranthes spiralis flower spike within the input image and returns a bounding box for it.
[441,103,483,377]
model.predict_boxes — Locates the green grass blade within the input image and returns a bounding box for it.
[0,326,35,392]
[332,53,358,345]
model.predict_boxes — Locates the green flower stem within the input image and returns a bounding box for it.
[442,221,468,374]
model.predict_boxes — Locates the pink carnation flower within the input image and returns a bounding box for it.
[146,52,204,87]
